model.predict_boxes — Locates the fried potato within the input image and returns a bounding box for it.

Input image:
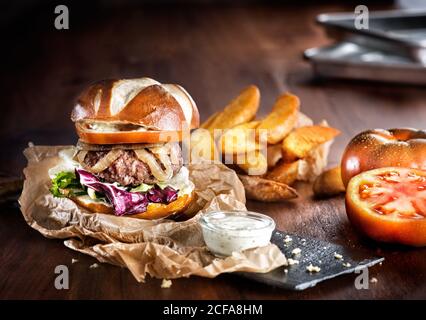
[220,123,261,155]
[266,160,299,186]
[190,128,218,162]
[257,93,300,144]
[208,85,260,130]
[236,151,268,175]
[200,111,220,129]
[233,120,260,130]
[238,175,299,202]
[297,140,332,182]
[295,111,314,128]
[294,120,334,181]
[266,144,283,168]
[313,166,345,198]
[282,125,340,160]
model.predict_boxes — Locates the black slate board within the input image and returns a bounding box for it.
[239,230,384,291]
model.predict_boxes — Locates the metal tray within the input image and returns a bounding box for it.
[317,9,426,63]
[239,230,384,291]
[304,41,426,85]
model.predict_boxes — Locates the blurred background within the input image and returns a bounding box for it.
[1,0,426,175]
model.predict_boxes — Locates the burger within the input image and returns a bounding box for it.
[48,77,199,219]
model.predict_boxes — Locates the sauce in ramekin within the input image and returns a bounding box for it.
[199,211,275,257]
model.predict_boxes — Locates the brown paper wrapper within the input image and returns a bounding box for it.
[19,145,286,281]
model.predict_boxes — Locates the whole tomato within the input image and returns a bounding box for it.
[341,128,426,186]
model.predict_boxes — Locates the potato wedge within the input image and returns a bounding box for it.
[266,160,299,186]
[282,125,340,160]
[266,143,283,168]
[257,93,300,144]
[220,124,261,155]
[200,111,220,129]
[233,120,260,130]
[238,175,299,202]
[208,85,260,130]
[236,151,268,175]
[190,128,218,162]
[297,140,332,182]
[313,166,345,198]
[295,111,314,128]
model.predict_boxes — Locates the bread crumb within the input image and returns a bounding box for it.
[334,252,343,260]
[283,235,293,243]
[292,248,301,256]
[370,277,378,284]
[287,258,299,265]
[71,258,79,264]
[342,262,351,268]
[89,263,99,269]
[306,264,321,273]
[161,279,172,288]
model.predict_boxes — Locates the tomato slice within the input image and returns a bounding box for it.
[346,167,426,247]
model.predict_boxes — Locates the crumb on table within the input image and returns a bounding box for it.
[306,264,321,273]
[283,235,293,244]
[334,252,343,260]
[292,248,301,256]
[161,279,172,288]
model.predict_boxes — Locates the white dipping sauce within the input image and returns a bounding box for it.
[199,211,275,257]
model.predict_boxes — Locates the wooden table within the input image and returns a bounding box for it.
[1,2,425,299]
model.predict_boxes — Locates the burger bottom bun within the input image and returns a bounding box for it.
[71,191,194,220]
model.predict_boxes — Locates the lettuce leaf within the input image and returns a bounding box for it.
[50,171,86,197]
[130,183,153,193]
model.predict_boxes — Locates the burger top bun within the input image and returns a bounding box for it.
[71,77,199,132]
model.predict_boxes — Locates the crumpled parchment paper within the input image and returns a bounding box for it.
[19,145,286,281]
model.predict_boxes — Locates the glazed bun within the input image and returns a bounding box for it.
[71,191,194,220]
[71,78,199,144]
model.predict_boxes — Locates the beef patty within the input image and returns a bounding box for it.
[82,144,183,186]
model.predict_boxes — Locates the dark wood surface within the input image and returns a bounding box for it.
[1,2,425,299]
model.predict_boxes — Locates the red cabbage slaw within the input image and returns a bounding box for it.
[76,168,178,216]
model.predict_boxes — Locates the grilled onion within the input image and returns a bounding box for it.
[150,144,170,155]
[134,149,173,182]
[169,143,181,165]
[151,142,181,165]
[76,150,88,164]
[157,153,174,178]
[84,149,122,173]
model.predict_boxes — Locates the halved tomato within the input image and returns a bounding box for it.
[346,167,426,247]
